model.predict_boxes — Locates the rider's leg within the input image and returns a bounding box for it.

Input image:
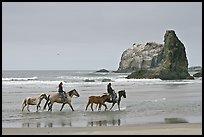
[59,92,66,103]
[63,93,67,103]
[113,93,117,102]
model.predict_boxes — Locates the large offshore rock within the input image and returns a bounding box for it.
[117,42,164,73]
[127,30,194,80]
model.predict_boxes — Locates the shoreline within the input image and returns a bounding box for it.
[2,123,202,135]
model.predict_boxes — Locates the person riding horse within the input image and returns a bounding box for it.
[107,83,117,102]
[58,82,67,103]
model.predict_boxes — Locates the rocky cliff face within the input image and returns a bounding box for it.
[117,42,164,73]
[126,30,194,80]
[157,30,193,80]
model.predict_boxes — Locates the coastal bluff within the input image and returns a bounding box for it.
[118,30,194,80]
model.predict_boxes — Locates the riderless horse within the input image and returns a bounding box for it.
[85,93,111,111]
[22,93,48,112]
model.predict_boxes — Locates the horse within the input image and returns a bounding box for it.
[43,89,80,112]
[85,93,111,111]
[96,90,126,111]
[22,93,48,112]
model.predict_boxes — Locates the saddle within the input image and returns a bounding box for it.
[110,93,117,102]
[58,92,67,98]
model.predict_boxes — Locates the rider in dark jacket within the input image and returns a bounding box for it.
[58,82,66,103]
[107,83,117,102]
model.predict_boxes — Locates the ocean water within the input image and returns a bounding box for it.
[2,70,202,128]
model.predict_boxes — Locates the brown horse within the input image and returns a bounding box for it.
[43,89,80,111]
[85,93,111,111]
[22,93,48,112]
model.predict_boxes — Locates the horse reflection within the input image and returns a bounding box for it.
[22,121,73,128]
[22,122,41,128]
[87,119,121,127]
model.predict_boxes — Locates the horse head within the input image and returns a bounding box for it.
[40,93,48,100]
[101,93,111,100]
[101,93,109,96]
[118,90,126,98]
[68,89,80,97]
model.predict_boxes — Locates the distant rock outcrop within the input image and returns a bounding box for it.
[96,69,109,73]
[193,70,202,77]
[188,66,202,72]
[117,42,164,73]
[126,30,194,80]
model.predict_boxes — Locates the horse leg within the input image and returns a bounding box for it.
[68,103,74,111]
[36,105,41,112]
[95,104,98,110]
[117,101,121,111]
[47,102,51,111]
[98,103,102,111]
[36,105,40,112]
[49,104,53,112]
[22,99,27,112]
[36,102,41,112]
[22,103,26,112]
[85,101,91,111]
[91,103,94,111]
[43,95,50,110]
[60,103,65,111]
[102,103,107,111]
[48,102,53,112]
[109,102,116,110]
[27,104,30,112]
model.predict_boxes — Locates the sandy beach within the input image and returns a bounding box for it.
[2,123,202,135]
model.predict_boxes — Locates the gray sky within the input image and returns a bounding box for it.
[2,2,202,70]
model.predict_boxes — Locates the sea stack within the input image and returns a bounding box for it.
[127,30,194,80]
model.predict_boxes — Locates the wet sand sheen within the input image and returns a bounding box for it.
[2,123,202,135]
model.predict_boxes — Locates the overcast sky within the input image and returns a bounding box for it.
[2,2,202,70]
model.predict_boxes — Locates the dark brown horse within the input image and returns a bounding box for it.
[101,90,126,111]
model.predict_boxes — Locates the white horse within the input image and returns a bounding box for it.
[22,93,48,112]
[43,89,80,111]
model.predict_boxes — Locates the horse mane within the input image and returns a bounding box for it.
[40,93,46,96]
[118,90,126,99]
[100,93,109,96]
[68,89,76,96]
[68,90,73,96]
[118,90,125,93]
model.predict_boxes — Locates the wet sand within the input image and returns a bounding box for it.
[2,123,202,135]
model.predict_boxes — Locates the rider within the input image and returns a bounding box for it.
[107,83,117,102]
[58,82,67,103]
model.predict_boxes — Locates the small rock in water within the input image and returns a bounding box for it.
[96,69,109,72]
[164,118,188,123]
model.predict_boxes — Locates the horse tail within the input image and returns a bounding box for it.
[43,94,50,110]
[22,98,27,111]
